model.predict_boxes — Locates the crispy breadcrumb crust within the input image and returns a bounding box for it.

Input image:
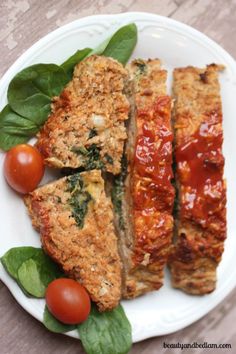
[24,170,122,311]
[36,55,130,175]
[169,64,227,294]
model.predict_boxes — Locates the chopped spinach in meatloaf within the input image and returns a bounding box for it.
[71,144,104,171]
[67,174,92,228]
[111,155,128,230]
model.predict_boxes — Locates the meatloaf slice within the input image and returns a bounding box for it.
[168,64,227,294]
[24,170,122,311]
[113,59,175,298]
[36,55,130,175]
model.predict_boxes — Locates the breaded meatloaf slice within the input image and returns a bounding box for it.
[36,55,130,175]
[24,170,122,311]
[168,64,227,294]
[112,59,175,298]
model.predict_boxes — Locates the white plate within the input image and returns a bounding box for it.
[0,12,236,343]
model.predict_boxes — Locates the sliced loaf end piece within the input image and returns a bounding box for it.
[169,64,226,294]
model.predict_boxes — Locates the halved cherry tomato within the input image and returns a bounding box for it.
[46,278,91,324]
[3,144,44,194]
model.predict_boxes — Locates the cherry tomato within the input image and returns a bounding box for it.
[4,144,45,194]
[46,278,91,324]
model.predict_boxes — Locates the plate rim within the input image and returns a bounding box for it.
[1,11,236,90]
[0,11,236,343]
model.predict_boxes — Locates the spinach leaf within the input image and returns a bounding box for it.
[67,173,92,228]
[88,129,97,139]
[71,144,104,171]
[84,144,104,170]
[102,23,137,65]
[104,153,113,165]
[111,155,128,230]
[33,250,62,285]
[18,258,45,298]
[0,105,39,150]
[43,306,77,333]
[78,304,132,354]
[0,131,28,151]
[1,246,39,280]
[67,172,83,191]
[89,36,112,56]
[7,64,69,125]
[69,190,92,229]
[61,48,92,78]
[134,59,147,77]
[1,247,62,297]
